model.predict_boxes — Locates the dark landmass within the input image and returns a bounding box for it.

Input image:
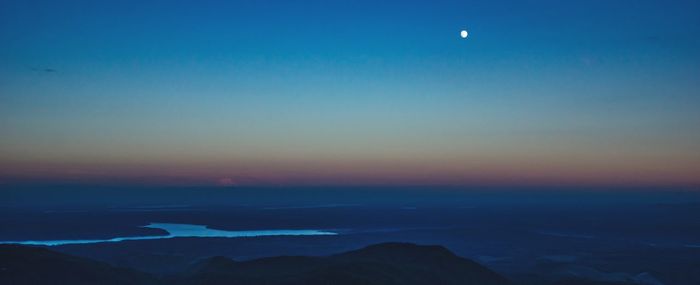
[0,244,158,285]
[175,242,510,285]
[0,242,656,285]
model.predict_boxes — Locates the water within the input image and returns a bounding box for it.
[0,223,337,246]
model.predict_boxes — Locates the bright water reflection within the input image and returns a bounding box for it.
[0,223,337,246]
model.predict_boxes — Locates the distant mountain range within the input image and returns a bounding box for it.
[1,243,643,285]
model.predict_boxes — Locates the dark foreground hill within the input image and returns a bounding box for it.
[176,242,510,285]
[1,242,509,285]
[0,244,158,285]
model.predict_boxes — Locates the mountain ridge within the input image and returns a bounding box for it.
[1,242,645,285]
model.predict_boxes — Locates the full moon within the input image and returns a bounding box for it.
[460,30,468,39]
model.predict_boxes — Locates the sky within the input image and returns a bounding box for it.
[1,0,699,187]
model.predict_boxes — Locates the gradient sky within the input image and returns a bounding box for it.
[1,0,699,187]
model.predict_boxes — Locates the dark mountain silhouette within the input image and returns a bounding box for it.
[1,242,510,285]
[2,242,647,285]
[176,242,511,285]
[0,244,158,285]
[551,279,639,285]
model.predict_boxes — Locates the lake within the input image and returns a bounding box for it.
[0,223,337,246]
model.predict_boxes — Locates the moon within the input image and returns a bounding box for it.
[460,30,468,39]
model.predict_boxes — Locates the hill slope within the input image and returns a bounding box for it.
[178,242,511,285]
[1,242,510,285]
[0,244,158,285]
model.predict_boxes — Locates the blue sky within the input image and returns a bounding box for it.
[1,0,699,186]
